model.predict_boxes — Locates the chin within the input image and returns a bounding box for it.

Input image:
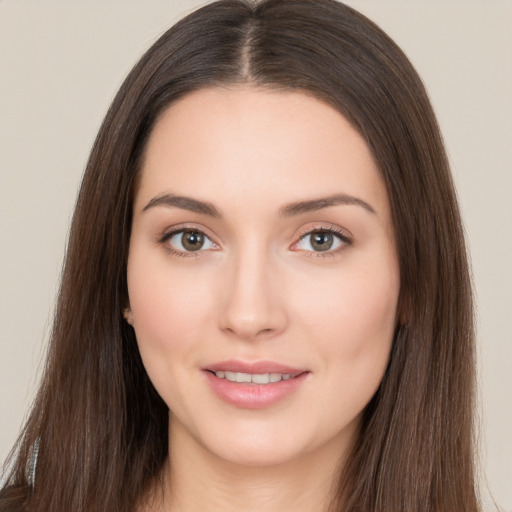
[213,443,304,468]
[191,420,310,467]
[198,421,338,469]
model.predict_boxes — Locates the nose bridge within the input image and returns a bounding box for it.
[219,236,286,340]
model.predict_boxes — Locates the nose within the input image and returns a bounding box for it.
[218,245,288,341]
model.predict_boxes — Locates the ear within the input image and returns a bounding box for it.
[122,307,134,326]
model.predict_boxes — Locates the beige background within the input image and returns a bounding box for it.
[0,1,511,510]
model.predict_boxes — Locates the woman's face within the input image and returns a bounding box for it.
[127,87,400,466]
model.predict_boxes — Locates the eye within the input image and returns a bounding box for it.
[163,229,217,254]
[293,229,350,253]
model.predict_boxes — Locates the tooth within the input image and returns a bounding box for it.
[214,371,295,384]
[236,372,251,383]
[251,373,271,384]
[225,371,236,382]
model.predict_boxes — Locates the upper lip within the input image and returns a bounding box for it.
[204,360,307,375]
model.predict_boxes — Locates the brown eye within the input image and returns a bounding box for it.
[295,229,349,253]
[181,230,205,251]
[165,229,216,253]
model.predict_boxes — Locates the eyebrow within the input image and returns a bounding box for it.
[142,192,376,218]
[142,193,222,217]
[279,193,376,216]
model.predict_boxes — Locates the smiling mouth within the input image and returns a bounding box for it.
[204,363,309,408]
[209,371,300,385]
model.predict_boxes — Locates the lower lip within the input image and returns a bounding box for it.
[203,371,309,409]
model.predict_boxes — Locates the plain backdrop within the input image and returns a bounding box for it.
[0,1,511,510]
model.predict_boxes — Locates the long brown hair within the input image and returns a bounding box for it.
[1,1,479,510]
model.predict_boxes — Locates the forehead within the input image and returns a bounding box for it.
[136,86,389,218]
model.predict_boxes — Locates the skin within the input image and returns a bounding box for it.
[126,87,400,511]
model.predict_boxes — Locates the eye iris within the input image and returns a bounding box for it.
[182,230,204,251]
[311,232,333,251]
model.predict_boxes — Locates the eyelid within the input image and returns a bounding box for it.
[290,224,353,255]
[158,224,220,257]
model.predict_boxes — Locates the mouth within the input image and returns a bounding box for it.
[207,370,301,385]
[202,360,309,408]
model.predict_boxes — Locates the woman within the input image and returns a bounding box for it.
[0,0,479,510]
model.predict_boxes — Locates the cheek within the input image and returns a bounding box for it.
[294,252,399,367]
[127,248,214,340]
[126,249,216,400]
[294,258,399,426]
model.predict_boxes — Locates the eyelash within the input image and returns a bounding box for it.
[158,225,352,258]
[158,226,216,258]
[294,226,352,258]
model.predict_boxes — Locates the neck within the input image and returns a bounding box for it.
[143,417,352,512]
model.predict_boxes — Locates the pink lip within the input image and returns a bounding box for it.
[203,360,310,409]
[205,359,305,375]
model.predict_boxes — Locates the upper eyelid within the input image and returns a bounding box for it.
[295,223,352,241]
[299,230,350,243]
[289,224,353,256]
[293,229,351,249]
[159,227,218,256]
[159,224,218,243]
